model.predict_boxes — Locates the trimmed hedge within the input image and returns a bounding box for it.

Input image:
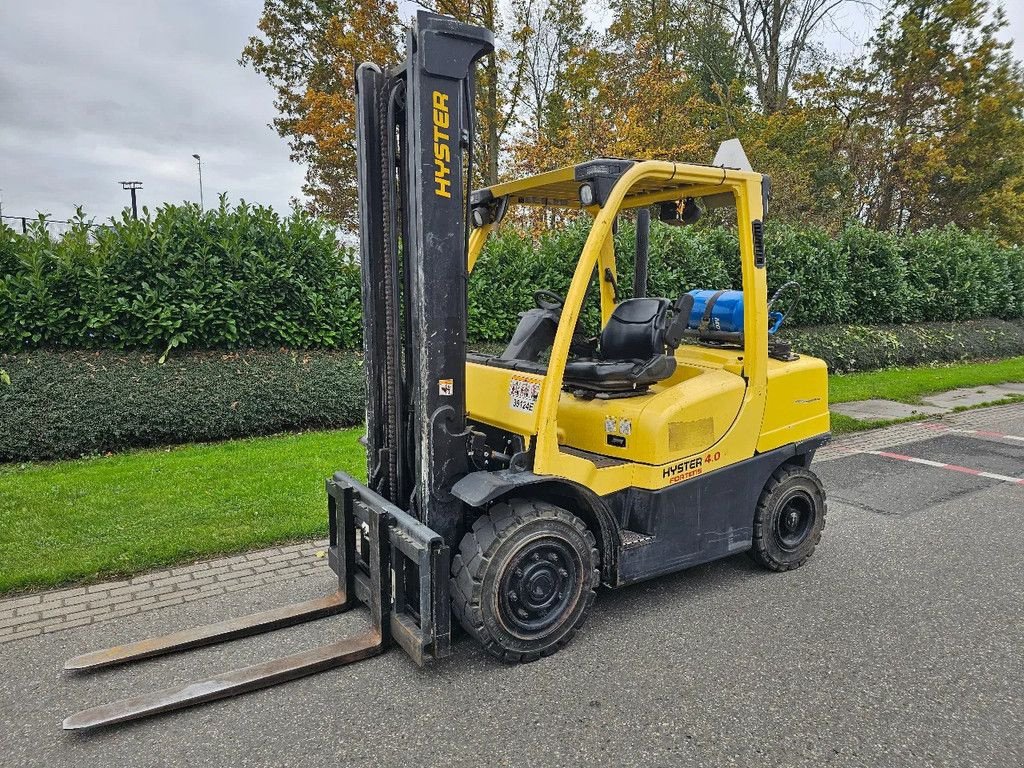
[3,210,1022,354]
[468,220,1024,340]
[0,202,362,354]
[4,319,1024,462]
[0,349,364,462]
[785,318,1024,373]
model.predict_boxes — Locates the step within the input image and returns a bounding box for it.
[619,530,655,549]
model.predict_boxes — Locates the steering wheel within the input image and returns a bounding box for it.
[534,289,565,311]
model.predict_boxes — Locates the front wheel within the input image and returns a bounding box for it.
[750,464,827,572]
[451,499,599,663]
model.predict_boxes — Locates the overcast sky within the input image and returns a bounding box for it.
[0,1,303,223]
[2,1,1023,225]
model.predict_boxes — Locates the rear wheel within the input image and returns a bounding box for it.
[750,464,827,571]
[451,499,599,663]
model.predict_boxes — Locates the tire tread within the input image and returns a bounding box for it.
[750,464,827,572]
[450,499,599,663]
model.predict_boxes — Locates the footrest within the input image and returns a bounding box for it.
[619,529,655,549]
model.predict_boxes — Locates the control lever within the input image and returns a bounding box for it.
[663,293,695,350]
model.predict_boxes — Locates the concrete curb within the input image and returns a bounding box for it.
[2,400,1021,644]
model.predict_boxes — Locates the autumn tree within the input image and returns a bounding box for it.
[513,0,589,138]
[605,0,745,102]
[711,0,868,114]
[590,0,744,160]
[240,0,400,228]
[810,0,1024,239]
[240,0,1024,243]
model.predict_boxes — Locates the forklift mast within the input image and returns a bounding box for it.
[356,12,493,550]
[59,15,497,731]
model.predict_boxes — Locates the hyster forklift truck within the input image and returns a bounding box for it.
[62,11,829,730]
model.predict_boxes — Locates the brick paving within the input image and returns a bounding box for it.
[0,539,329,645]
[2,400,1021,645]
[817,400,1024,461]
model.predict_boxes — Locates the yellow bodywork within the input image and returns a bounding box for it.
[464,159,829,498]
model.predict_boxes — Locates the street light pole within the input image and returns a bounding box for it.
[119,181,143,219]
[192,154,204,211]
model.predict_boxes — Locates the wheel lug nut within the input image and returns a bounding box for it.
[558,568,568,578]
[531,552,540,561]
[508,591,518,602]
[547,552,558,562]
[514,567,523,577]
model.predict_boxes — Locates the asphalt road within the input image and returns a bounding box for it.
[2,419,1022,767]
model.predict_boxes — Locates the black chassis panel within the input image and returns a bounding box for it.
[450,436,828,588]
[450,468,622,584]
[608,437,828,586]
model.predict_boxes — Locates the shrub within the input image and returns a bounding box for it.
[840,225,910,324]
[0,348,364,462]
[614,221,737,300]
[4,322,1024,461]
[763,222,850,324]
[469,218,601,339]
[1006,245,1024,319]
[783,318,1024,373]
[900,226,1012,322]
[0,202,361,354]
[472,220,1024,336]
[2,210,1023,354]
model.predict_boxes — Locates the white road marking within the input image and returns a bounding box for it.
[867,451,1024,485]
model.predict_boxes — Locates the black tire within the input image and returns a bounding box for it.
[750,464,827,572]
[450,499,599,663]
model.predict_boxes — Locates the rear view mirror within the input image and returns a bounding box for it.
[659,197,702,226]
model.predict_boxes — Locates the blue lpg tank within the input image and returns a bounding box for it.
[686,289,784,335]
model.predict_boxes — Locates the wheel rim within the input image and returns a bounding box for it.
[498,537,580,637]
[774,491,815,551]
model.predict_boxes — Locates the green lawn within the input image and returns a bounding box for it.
[0,430,366,593]
[2,356,1023,595]
[829,356,1024,404]
[828,356,1024,433]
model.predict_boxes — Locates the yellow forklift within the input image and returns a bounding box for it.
[62,11,829,729]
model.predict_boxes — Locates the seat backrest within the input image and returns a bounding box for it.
[498,308,559,362]
[600,298,670,360]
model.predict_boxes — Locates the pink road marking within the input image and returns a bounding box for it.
[868,451,1024,485]
[943,464,982,476]
[915,423,1024,442]
[950,427,1024,442]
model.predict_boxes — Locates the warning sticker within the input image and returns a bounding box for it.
[509,376,542,413]
[606,416,631,435]
[439,379,453,396]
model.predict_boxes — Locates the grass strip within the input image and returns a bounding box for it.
[0,429,366,593]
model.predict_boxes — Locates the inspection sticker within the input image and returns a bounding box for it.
[509,376,542,413]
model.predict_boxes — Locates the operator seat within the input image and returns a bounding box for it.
[563,294,694,393]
